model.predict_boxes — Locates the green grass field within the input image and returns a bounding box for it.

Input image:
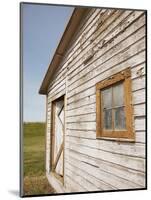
[23,122,55,196]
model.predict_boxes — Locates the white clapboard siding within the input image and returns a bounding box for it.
[66,151,145,186]
[48,78,66,95]
[70,24,145,90]
[47,9,101,89]
[66,129,96,139]
[66,10,129,72]
[66,155,142,189]
[135,117,146,131]
[132,76,145,91]
[48,83,66,101]
[65,176,87,192]
[67,121,96,130]
[67,50,145,104]
[66,142,145,172]
[66,166,99,191]
[67,12,145,81]
[68,24,145,89]
[66,118,145,132]
[66,64,145,108]
[64,9,104,60]
[67,94,96,110]
[47,9,145,91]
[66,102,145,119]
[66,113,96,123]
[65,9,117,66]
[66,103,145,120]
[65,162,116,190]
[68,37,145,96]
[46,8,146,192]
[66,130,145,144]
[135,131,146,144]
[68,49,145,104]
[133,89,145,104]
[66,136,145,158]
[47,68,67,93]
[134,103,145,117]
[131,63,146,79]
[67,87,95,104]
[67,103,96,116]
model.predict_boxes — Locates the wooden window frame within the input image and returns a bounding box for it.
[96,68,135,141]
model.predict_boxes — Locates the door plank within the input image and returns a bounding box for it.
[54,142,64,170]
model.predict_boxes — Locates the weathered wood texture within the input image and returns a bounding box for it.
[46,8,146,192]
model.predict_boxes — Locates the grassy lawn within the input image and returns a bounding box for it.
[23,122,55,196]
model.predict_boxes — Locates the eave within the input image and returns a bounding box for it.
[39,7,89,95]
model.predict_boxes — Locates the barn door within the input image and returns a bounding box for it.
[51,96,65,180]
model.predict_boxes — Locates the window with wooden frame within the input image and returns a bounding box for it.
[96,68,134,141]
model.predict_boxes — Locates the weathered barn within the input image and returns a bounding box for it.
[39,7,146,193]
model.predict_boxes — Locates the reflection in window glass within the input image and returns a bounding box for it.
[113,82,124,107]
[114,107,126,130]
[102,88,112,109]
[103,109,112,130]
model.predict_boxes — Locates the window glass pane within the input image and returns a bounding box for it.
[113,83,124,107]
[102,87,112,109]
[103,109,112,130]
[114,107,126,130]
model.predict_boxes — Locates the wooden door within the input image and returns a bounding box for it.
[51,96,65,180]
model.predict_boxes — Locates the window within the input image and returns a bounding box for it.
[96,68,134,140]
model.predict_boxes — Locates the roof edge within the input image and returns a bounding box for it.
[39,7,89,95]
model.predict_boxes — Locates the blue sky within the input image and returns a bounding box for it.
[22,3,74,122]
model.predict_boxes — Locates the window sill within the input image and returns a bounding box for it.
[96,136,135,143]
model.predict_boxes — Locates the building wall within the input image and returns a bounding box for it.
[46,8,146,192]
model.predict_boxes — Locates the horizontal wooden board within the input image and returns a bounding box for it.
[67,95,96,110]
[68,37,145,99]
[66,129,96,139]
[66,103,145,119]
[65,176,86,192]
[67,121,96,130]
[48,11,145,92]
[66,136,145,158]
[132,76,145,91]
[135,117,146,131]
[48,83,66,101]
[131,62,146,79]
[67,10,131,75]
[64,9,105,59]
[65,162,116,190]
[66,166,99,191]
[68,24,145,90]
[67,13,145,83]
[67,103,96,116]
[66,113,96,123]
[65,154,143,189]
[133,89,145,104]
[66,142,145,172]
[66,150,145,187]
[67,50,145,104]
[66,117,145,132]
[48,79,66,97]
[66,129,145,143]
[65,9,118,67]
[47,9,101,89]
[134,103,145,117]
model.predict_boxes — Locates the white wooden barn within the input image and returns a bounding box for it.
[39,7,146,193]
